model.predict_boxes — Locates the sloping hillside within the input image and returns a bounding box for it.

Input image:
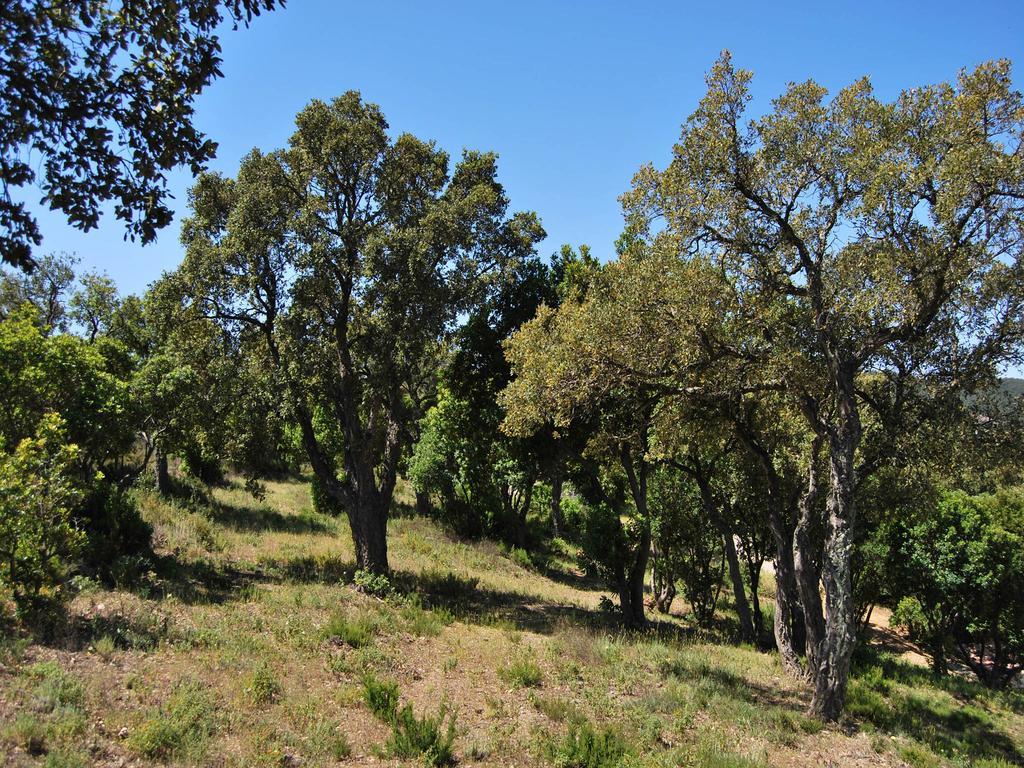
[2,476,1021,768]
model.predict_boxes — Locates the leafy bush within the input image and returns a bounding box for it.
[246,661,281,705]
[547,719,625,768]
[353,568,393,597]
[0,414,86,613]
[128,680,216,761]
[888,488,1024,687]
[361,674,400,721]
[386,701,457,767]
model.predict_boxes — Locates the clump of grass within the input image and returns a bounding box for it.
[323,611,377,648]
[127,680,216,761]
[386,702,457,767]
[3,713,46,755]
[506,546,533,570]
[547,719,625,768]
[26,662,85,713]
[43,747,89,768]
[361,674,456,766]
[93,634,116,660]
[499,654,543,688]
[531,693,579,722]
[246,661,282,705]
[362,673,400,721]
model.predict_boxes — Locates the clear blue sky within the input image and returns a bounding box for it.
[26,0,1024,297]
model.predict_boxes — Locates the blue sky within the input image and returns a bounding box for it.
[25,0,1024,296]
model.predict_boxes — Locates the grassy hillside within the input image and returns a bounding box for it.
[2,475,1022,768]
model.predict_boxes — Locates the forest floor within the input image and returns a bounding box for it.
[1,474,1022,768]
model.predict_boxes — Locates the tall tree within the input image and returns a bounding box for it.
[623,53,1024,719]
[0,0,281,269]
[177,92,542,574]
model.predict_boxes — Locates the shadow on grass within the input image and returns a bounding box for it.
[850,647,1023,764]
[202,500,332,535]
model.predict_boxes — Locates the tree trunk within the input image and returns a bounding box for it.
[350,492,389,575]
[809,388,860,721]
[415,490,431,517]
[154,449,171,496]
[651,546,676,614]
[795,438,825,679]
[550,473,564,537]
[722,532,755,642]
[768,512,805,676]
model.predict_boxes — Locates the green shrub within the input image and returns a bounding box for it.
[43,748,89,768]
[323,611,376,648]
[499,654,543,688]
[548,719,625,768]
[353,568,393,597]
[27,661,85,713]
[361,674,400,722]
[508,546,533,570]
[3,713,46,755]
[0,414,86,613]
[127,680,216,761]
[247,661,281,705]
[386,702,457,767]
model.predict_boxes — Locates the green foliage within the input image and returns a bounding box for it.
[547,719,626,768]
[246,662,281,705]
[0,0,280,269]
[498,654,543,688]
[323,612,377,649]
[649,467,723,626]
[0,414,86,611]
[888,488,1024,687]
[353,568,394,598]
[361,674,400,722]
[386,701,457,767]
[128,680,217,761]
[176,91,543,574]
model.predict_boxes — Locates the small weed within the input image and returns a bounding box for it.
[43,748,90,768]
[323,611,376,648]
[247,662,282,705]
[547,719,625,768]
[499,654,543,688]
[3,713,46,755]
[531,693,579,722]
[362,673,400,721]
[386,701,457,767]
[128,680,216,761]
[94,634,116,660]
[353,569,393,597]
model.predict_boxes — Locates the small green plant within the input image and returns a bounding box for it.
[323,611,376,648]
[548,719,625,768]
[508,546,533,570]
[329,732,353,760]
[353,568,393,597]
[43,748,89,768]
[531,693,578,722]
[386,701,457,767]
[247,661,282,705]
[3,713,46,755]
[362,673,400,722]
[127,680,216,761]
[27,661,85,713]
[499,654,543,688]
[94,634,116,660]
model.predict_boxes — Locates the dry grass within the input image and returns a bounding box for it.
[1,473,1021,767]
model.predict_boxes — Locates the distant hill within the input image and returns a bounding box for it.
[1001,378,1024,397]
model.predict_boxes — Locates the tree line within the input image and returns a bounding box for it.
[2,54,1024,722]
